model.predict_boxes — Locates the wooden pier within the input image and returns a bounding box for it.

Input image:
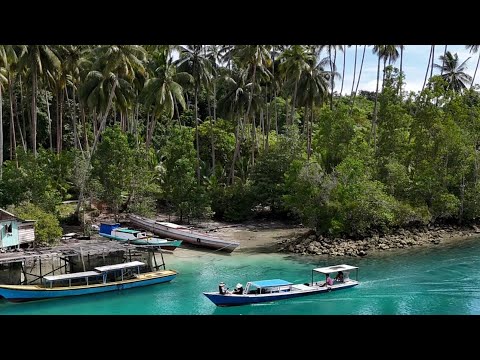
[0,239,169,285]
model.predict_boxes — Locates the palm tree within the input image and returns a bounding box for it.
[466,45,480,88]
[397,45,405,95]
[320,45,342,110]
[141,52,193,148]
[350,45,367,112]
[75,45,146,218]
[1,46,25,165]
[61,45,88,152]
[434,51,472,93]
[372,45,399,149]
[340,45,350,95]
[278,45,313,125]
[296,56,331,159]
[421,45,433,93]
[17,45,61,157]
[175,45,213,184]
[0,47,7,179]
[228,45,271,182]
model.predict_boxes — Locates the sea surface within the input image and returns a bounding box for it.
[1,236,480,315]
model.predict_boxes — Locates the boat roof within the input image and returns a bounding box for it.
[94,261,145,272]
[44,271,100,282]
[313,264,358,274]
[249,279,293,288]
[115,228,142,234]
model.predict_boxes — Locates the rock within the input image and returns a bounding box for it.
[358,250,367,257]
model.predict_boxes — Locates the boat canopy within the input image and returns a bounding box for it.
[249,279,293,288]
[44,271,100,282]
[313,264,358,275]
[94,261,145,272]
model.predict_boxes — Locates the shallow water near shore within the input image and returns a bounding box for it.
[1,236,480,315]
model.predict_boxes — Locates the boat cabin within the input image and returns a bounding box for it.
[42,261,147,288]
[112,228,148,240]
[311,264,359,285]
[244,279,293,295]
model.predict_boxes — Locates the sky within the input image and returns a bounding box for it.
[174,45,479,95]
[336,45,478,95]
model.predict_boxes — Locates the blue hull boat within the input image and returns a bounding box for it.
[0,261,177,302]
[203,264,359,307]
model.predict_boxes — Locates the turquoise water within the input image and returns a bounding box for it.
[1,236,480,315]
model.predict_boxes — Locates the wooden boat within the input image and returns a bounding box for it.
[0,261,177,302]
[203,264,359,306]
[128,214,240,253]
[99,222,182,251]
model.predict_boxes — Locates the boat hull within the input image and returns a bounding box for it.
[128,214,240,253]
[203,282,358,306]
[99,233,182,250]
[0,270,177,302]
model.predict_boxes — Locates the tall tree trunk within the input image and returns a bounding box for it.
[441,45,448,75]
[31,67,38,157]
[330,47,337,108]
[351,45,366,112]
[8,76,17,164]
[229,62,257,184]
[372,56,381,150]
[430,45,435,79]
[290,79,298,124]
[397,46,404,96]
[45,91,52,151]
[75,80,117,217]
[329,47,333,110]
[13,89,26,153]
[0,84,3,179]
[195,86,201,184]
[421,46,433,94]
[229,114,243,185]
[72,86,78,150]
[340,45,346,95]
[265,91,270,152]
[211,79,217,170]
[145,111,151,148]
[147,115,157,149]
[350,45,358,97]
[19,76,27,151]
[251,111,257,166]
[382,57,387,92]
[80,102,89,152]
[471,53,480,89]
[56,89,60,154]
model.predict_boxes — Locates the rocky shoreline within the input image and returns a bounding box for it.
[277,224,480,257]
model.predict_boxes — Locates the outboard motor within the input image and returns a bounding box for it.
[218,282,227,295]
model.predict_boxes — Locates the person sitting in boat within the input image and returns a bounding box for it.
[334,271,344,283]
[322,274,334,287]
[232,283,244,295]
[219,282,227,295]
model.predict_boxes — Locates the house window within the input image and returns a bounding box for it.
[7,223,12,234]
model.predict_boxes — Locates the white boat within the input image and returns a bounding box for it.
[203,264,359,306]
[99,223,182,250]
[128,214,240,253]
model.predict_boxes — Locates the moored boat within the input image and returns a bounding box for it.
[99,222,182,251]
[203,264,359,307]
[0,261,177,302]
[128,214,240,253]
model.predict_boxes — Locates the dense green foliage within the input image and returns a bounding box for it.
[7,202,62,244]
[2,45,480,240]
